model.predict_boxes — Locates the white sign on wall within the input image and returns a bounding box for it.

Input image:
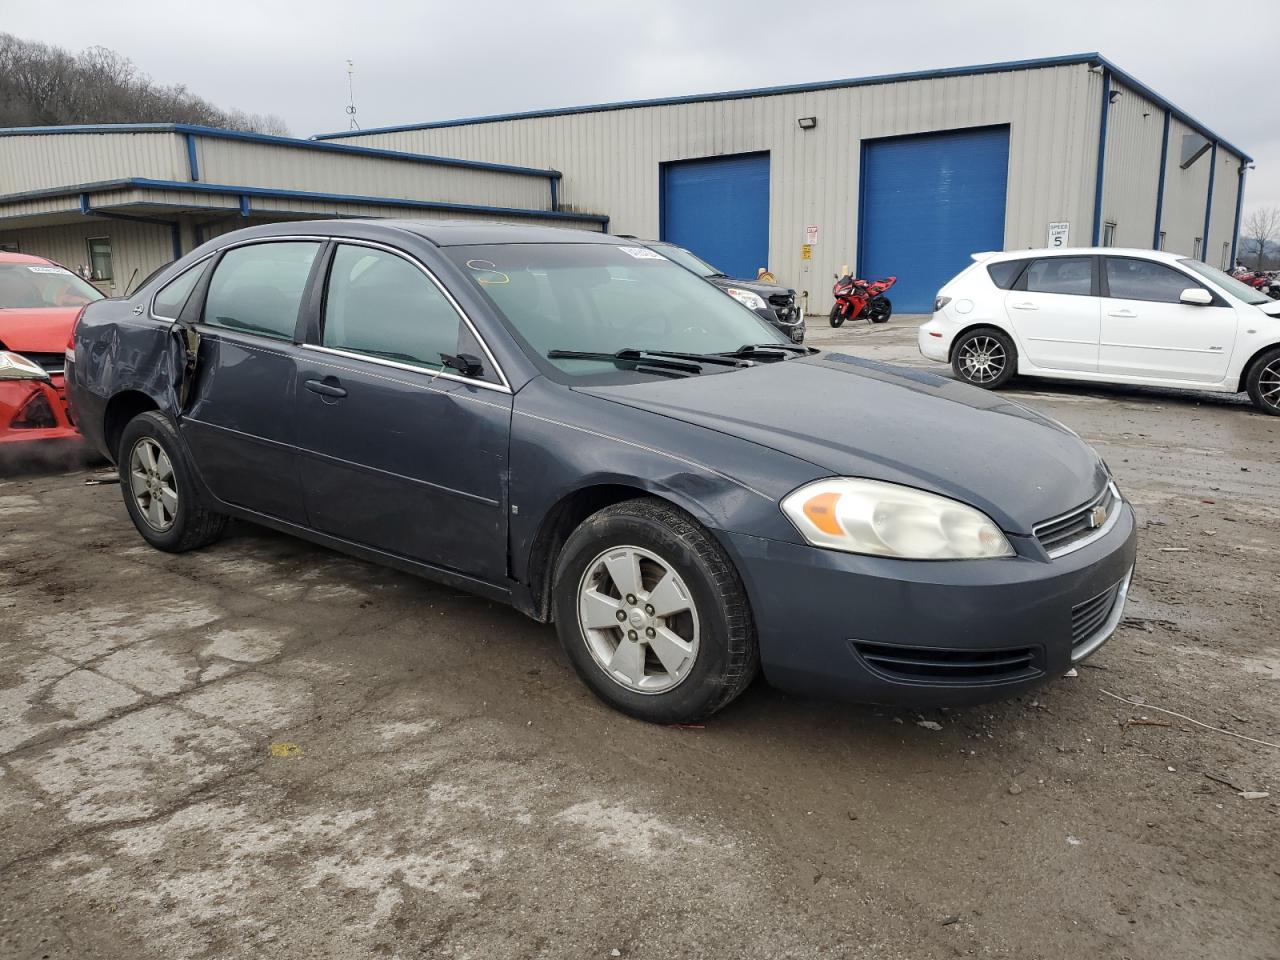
[805,225,819,245]
[1047,222,1070,248]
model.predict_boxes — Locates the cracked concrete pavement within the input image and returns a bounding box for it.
[1,321,1277,959]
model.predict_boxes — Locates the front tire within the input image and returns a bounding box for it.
[829,304,845,328]
[952,328,1017,389]
[1245,347,1280,415]
[551,498,758,723]
[118,410,228,552]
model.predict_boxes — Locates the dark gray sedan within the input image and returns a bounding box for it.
[68,220,1136,723]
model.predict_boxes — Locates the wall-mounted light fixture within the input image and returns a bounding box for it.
[1109,90,1122,104]
[797,116,817,130]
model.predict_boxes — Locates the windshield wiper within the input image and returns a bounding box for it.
[719,343,815,360]
[547,348,703,375]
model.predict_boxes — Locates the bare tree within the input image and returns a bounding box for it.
[0,32,289,135]
[1243,207,1280,271]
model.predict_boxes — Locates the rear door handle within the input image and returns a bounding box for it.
[1107,310,1138,318]
[1011,302,1038,310]
[304,378,347,399]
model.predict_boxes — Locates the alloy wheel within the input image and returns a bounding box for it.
[958,336,1006,384]
[129,437,178,532]
[1259,358,1280,412]
[576,545,700,694]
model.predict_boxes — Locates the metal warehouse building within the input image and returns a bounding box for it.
[0,124,605,296]
[316,53,1252,313]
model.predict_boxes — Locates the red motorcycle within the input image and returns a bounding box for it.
[829,271,896,327]
[1237,271,1280,300]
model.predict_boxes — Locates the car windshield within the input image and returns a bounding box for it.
[1178,258,1270,305]
[444,242,786,378]
[0,262,104,309]
[655,244,722,278]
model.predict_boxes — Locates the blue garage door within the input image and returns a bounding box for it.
[661,152,769,280]
[859,127,1010,313]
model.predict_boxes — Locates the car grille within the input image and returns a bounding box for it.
[18,352,65,376]
[1034,483,1119,557]
[768,292,794,307]
[853,641,1042,685]
[1071,582,1122,650]
[768,292,801,326]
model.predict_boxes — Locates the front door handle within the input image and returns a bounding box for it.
[1011,302,1038,310]
[304,378,347,399]
[1107,310,1138,318]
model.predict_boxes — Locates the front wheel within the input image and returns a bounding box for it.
[552,498,758,723]
[1245,347,1280,415]
[952,328,1016,389]
[118,410,228,552]
[829,304,845,328]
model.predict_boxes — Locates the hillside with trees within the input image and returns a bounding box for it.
[0,32,287,135]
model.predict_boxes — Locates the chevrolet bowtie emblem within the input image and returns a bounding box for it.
[1088,505,1109,529]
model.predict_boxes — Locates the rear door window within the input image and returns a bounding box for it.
[203,241,321,340]
[321,244,464,372]
[1104,258,1203,304]
[1021,257,1094,296]
[152,260,210,319]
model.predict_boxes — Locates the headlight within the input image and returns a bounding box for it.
[781,478,1014,560]
[725,287,767,311]
[0,351,51,382]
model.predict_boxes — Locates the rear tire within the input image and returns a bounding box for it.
[1245,347,1280,416]
[829,304,845,328]
[551,498,758,723]
[118,410,228,552]
[951,328,1017,389]
[869,296,892,323]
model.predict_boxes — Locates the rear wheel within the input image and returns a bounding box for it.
[952,328,1016,389]
[1245,347,1280,415]
[118,411,228,552]
[869,296,892,323]
[829,304,845,328]
[552,498,758,723]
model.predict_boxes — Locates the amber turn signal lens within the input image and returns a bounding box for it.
[802,492,843,536]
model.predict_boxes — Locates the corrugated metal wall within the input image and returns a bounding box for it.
[0,219,173,297]
[339,64,1102,309]
[1156,117,1214,258]
[0,133,188,194]
[1208,149,1243,269]
[1100,81,1165,249]
[194,138,550,210]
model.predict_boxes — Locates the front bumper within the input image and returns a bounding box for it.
[757,305,805,343]
[724,500,1138,706]
[0,374,79,445]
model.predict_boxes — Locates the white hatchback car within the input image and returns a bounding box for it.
[918,248,1280,415]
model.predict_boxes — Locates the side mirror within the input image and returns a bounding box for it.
[1179,288,1213,306]
[439,352,484,377]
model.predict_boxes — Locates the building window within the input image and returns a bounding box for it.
[87,237,114,281]
[1221,242,1230,270]
[1102,222,1117,247]
[1157,232,1166,251]
[1193,237,1202,259]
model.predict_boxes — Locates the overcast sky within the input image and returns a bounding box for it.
[6,0,1276,225]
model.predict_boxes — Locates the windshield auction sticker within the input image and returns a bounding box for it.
[617,246,667,260]
[26,266,71,274]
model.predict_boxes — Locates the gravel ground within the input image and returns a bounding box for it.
[1,320,1277,960]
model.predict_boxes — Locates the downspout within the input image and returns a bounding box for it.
[1152,110,1170,249]
[549,175,559,212]
[1231,162,1247,267]
[185,133,200,181]
[1201,142,1217,261]
[1091,67,1111,246]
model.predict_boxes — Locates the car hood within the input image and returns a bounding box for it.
[576,353,1107,535]
[0,307,80,353]
[1258,300,1280,318]
[706,276,795,298]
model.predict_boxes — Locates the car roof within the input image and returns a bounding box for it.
[221,218,620,248]
[0,251,58,266]
[982,247,1192,265]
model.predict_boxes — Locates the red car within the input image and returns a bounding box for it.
[0,252,103,448]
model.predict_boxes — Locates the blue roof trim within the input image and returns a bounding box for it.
[0,122,562,180]
[312,52,1251,162]
[0,177,610,225]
